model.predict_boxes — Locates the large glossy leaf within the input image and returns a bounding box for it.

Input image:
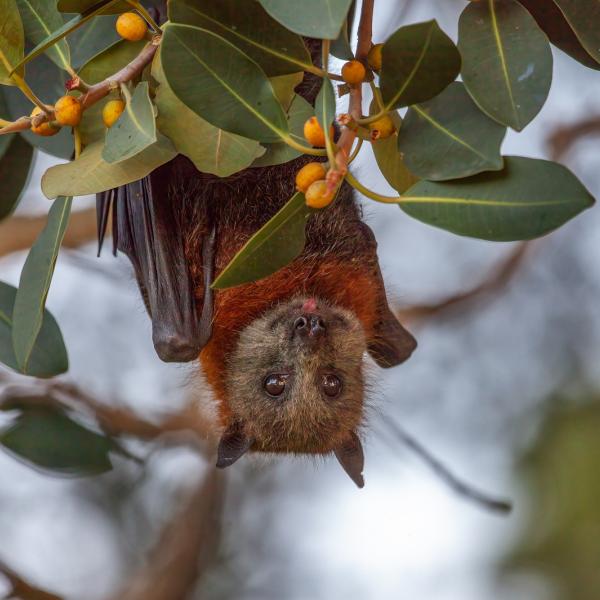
[69,15,120,69]
[269,72,303,112]
[251,94,313,168]
[41,135,176,198]
[102,81,156,163]
[161,23,288,143]
[552,0,600,64]
[11,0,124,74]
[0,281,68,378]
[153,53,263,177]
[258,0,353,39]
[169,0,311,77]
[0,134,34,221]
[379,20,461,111]
[77,37,145,146]
[517,0,600,70]
[0,0,25,85]
[56,0,129,14]
[369,98,417,194]
[458,0,553,132]
[330,0,356,60]
[212,192,312,289]
[12,196,72,373]
[0,404,112,475]
[399,157,594,241]
[315,77,336,155]
[2,53,74,158]
[398,82,506,181]
[16,0,71,71]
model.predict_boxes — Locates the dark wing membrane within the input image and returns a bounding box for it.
[96,159,214,363]
[358,223,417,368]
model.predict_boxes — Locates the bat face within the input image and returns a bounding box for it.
[225,297,366,454]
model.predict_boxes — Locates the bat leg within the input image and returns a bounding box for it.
[358,223,417,368]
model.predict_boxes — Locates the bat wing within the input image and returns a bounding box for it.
[97,158,214,363]
[359,223,417,368]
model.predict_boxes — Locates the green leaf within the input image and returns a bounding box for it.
[0,281,68,378]
[56,0,129,14]
[251,94,314,167]
[330,0,356,60]
[397,82,506,181]
[102,81,156,164]
[12,196,72,373]
[517,0,600,70]
[41,135,177,198]
[458,0,553,132]
[379,20,461,111]
[2,54,74,159]
[399,157,594,241]
[0,0,25,85]
[16,0,71,71]
[258,0,353,39]
[315,77,336,135]
[270,71,304,111]
[161,23,288,143]
[368,97,418,194]
[77,37,146,146]
[169,0,312,77]
[551,0,600,65]
[0,134,34,221]
[10,0,124,74]
[68,14,120,70]
[152,53,263,177]
[212,191,312,289]
[0,404,112,475]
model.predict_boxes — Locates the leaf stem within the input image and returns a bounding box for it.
[280,135,327,156]
[9,70,49,113]
[345,171,401,204]
[347,138,363,164]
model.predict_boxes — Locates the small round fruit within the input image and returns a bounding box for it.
[305,180,335,209]
[369,114,395,140]
[367,43,383,71]
[295,162,327,193]
[30,107,60,137]
[341,60,366,85]
[116,12,147,41]
[54,95,82,127]
[303,116,334,148]
[102,99,126,128]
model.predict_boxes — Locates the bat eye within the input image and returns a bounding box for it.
[264,374,287,397]
[322,374,342,398]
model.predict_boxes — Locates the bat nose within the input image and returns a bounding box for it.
[293,314,326,340]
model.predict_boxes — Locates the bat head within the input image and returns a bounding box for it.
[218,296,367,487]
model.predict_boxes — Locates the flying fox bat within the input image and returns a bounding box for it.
[96,44,417,489]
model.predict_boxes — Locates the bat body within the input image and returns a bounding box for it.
[97,44,417,487]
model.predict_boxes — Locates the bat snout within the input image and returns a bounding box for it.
[293,314,327,342]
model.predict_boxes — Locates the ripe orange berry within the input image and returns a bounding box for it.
[367,43,383,72]
[369,114,395,140]
[116,12,147,42]
[54,95,82,127]
[341,60,366,85]
[305,180,335,209]
[102,99,126,128]
[295,162,327,193]
[30,106,60,137]
[303,116,334,148]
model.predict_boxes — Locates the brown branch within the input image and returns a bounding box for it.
[0,559,63,600]
[327,0,374,191]
[546,114,600,161]
[0,208,98,258]
[109,469,225,600]
[396,241,532,325]
[0,38,160,137]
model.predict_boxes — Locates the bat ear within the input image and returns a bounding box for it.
[334,432,365,489]
[368,310,417,369]
[216,423,254,469]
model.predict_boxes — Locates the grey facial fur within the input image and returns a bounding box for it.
[225,296,367,453]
